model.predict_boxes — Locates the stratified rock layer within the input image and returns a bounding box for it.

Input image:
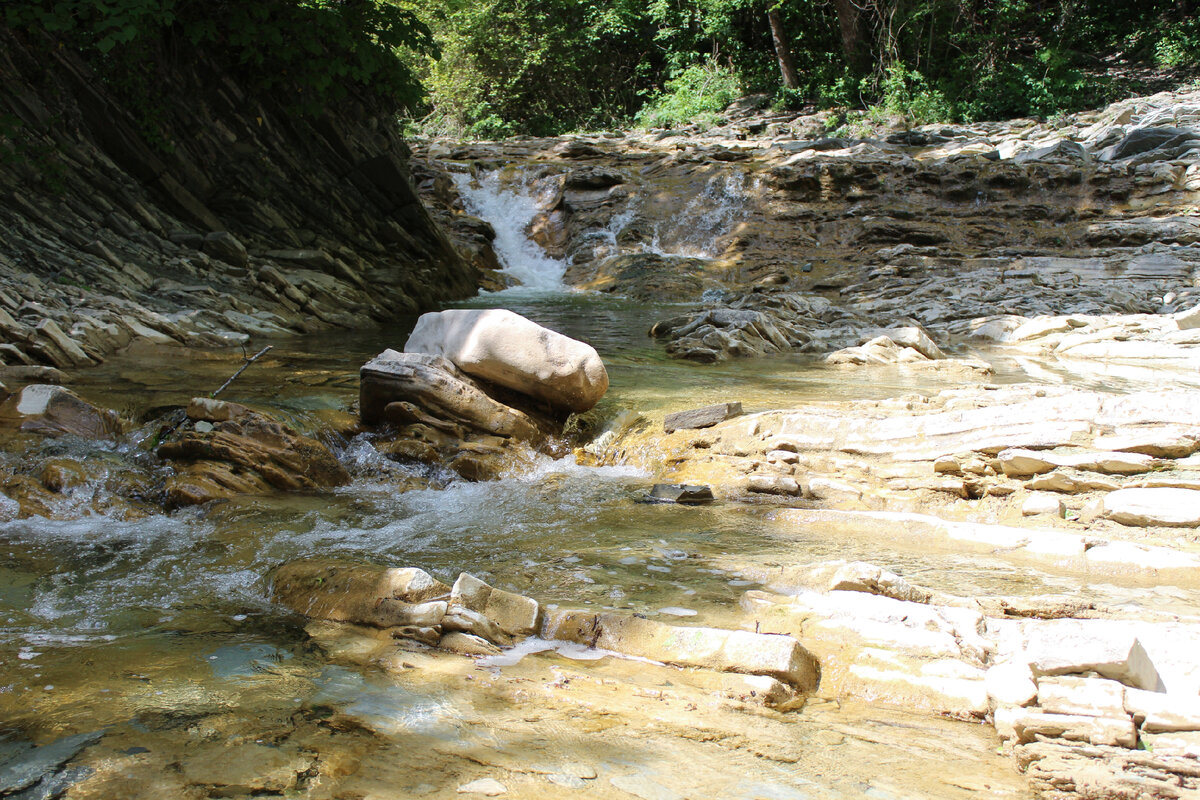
[0,26,476,370]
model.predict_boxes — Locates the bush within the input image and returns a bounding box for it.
[634,58,742,129]
[4,0,436,116]
[876,64,952,126]
[1155,18,1200,68]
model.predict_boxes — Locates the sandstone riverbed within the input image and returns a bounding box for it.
[2,87,1200,799]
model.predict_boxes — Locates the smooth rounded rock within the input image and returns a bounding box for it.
[404,309,608,413]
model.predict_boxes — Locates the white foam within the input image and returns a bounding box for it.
[452,171,568,293]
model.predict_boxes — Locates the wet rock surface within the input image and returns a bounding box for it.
[157,398,349,507]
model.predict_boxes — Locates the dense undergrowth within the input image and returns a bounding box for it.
[3,0,1199,144]
[403,0,1200,137]
[3,0,434,127]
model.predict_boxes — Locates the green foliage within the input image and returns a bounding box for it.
[875,64,951,126]
[4,0,436,116]
[405,0,659,137]
[1155,18,1200,68]
[10,0,1196,141]
[635,58,742,129]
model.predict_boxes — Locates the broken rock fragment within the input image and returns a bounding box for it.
[0,384,122,439]
[663,402,743,433]
[543,608,820,692]
[450,572,542,638]
[1024,621,1164,691]
[270,561,451,627]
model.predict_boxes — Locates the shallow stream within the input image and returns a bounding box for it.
[2,174,1184,799]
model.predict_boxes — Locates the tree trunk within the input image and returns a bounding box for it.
[833,0,866,70]
[767,5,800,90]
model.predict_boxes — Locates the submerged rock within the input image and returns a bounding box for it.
[0,730,102,796]
[647,484,714,504]
[271,561,539,651]
[404,308,608,413]
[663,402,743,433]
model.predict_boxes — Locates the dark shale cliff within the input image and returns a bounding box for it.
[0,26,478,372]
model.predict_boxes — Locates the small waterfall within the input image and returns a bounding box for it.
[647,171,758,259]
[451,171,568,293]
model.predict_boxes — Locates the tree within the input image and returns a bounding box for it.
[767,3,800,89]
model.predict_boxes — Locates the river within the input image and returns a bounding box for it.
[0,172,1090,799]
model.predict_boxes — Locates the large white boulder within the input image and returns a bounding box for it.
[404,309,608,413]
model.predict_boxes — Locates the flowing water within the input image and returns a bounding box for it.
[4,175,1187,798]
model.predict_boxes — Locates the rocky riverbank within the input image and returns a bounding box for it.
[416,88,1200,367]
[4,78,1200,799]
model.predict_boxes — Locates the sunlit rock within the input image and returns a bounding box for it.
[543,608,820,692]
[1102,487,1200,527]
[985,661,1038,710]
[818,561,933,604]
[1139,731,1200,758]
[845,657,989,719]
[270,561,450,628]
[1024,621,1164,691]
[995,708,1137,748]
[1125,688,1200,733]
[450,572,542,639]
[1022,492,1065,517]
[1036,675,1127,718]
[404,308,608,413]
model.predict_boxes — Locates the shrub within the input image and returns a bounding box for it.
[635,58,742,129]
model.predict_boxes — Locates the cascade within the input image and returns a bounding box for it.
[646,171,759,259]
[451,170,569,293]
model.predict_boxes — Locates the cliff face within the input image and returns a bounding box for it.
[0,27,478,371]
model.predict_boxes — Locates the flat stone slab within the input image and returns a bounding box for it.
[663,402,743,433]
[994,708,1136,748]
[544,609,819,691]
[1037,676,1127,718]
[1025,622,1164,691]
[1125,688,1200,733]
[1103,487,1200,527]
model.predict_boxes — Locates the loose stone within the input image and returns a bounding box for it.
[663,402,743,433]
